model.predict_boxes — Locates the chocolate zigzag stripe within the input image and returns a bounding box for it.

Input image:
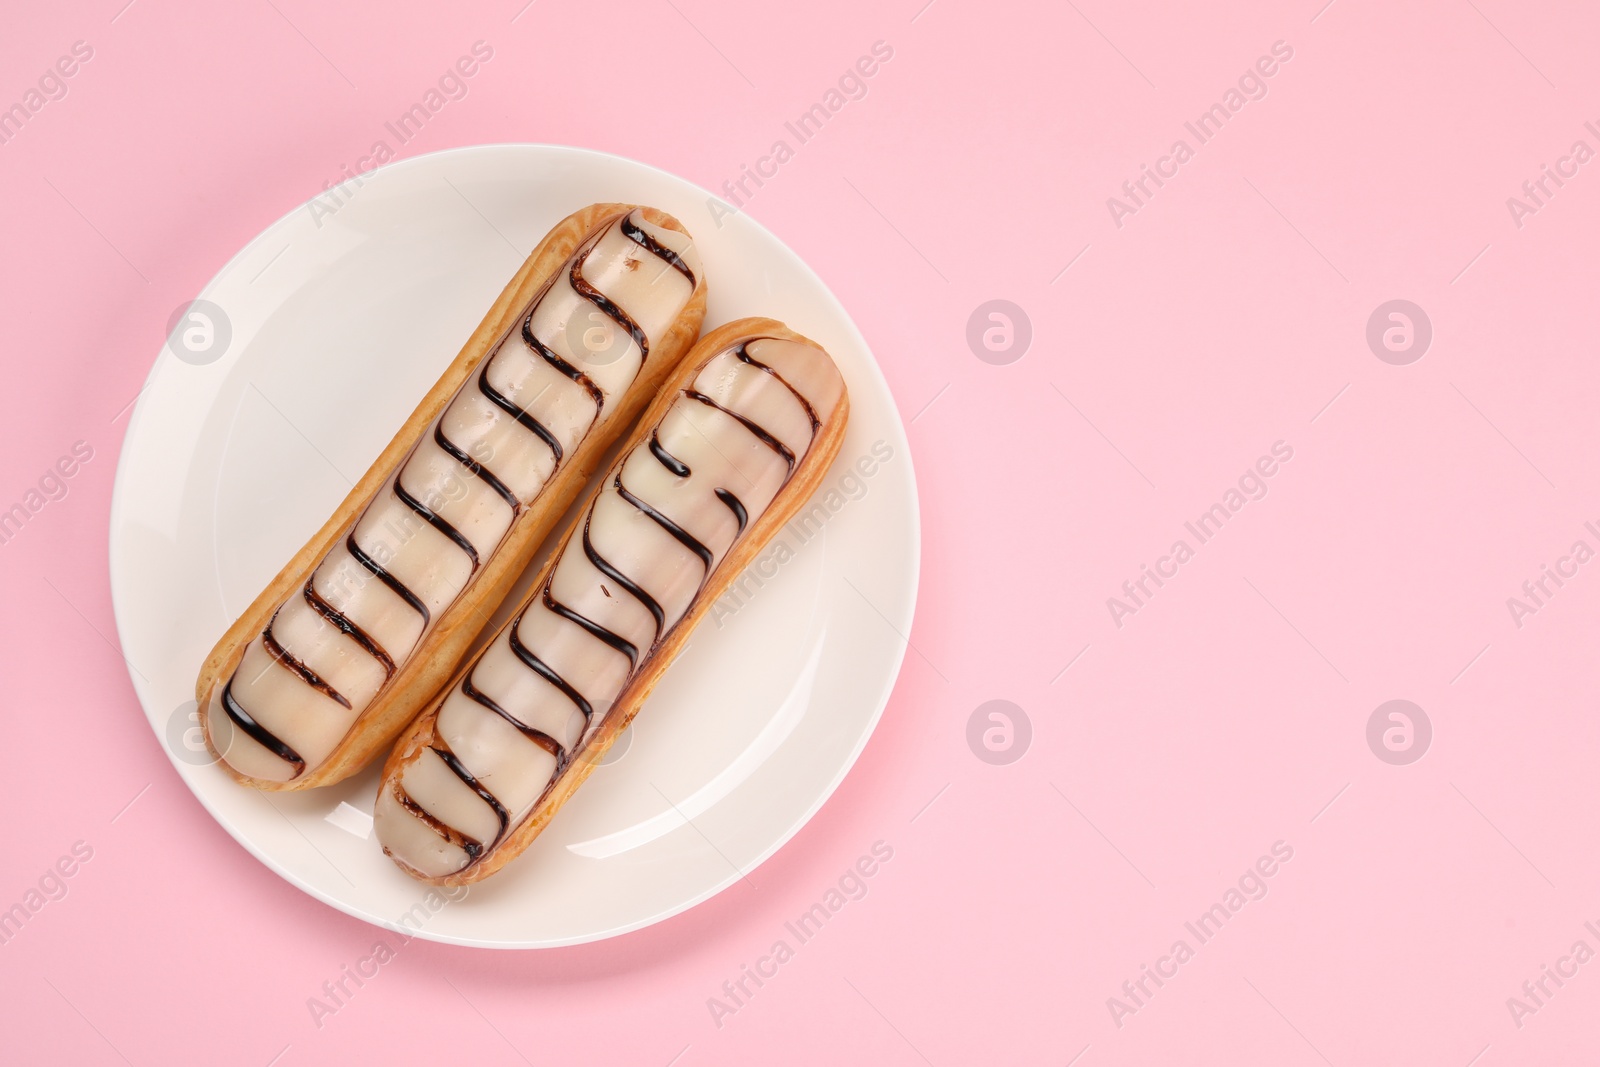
[520,313,604,411]
[237,212,696,778]
[475,355,566,464]
[508,614,595,724]
[395,785,482,859]
[541,581,640,671]
[221,679,306,778]
[582,516,666,641]
[393,477,480,571]
[461,675,564,760]
[568,241,649,358]
[622,214,698,286]
[684,390,797,472]
[346,533,431,624]
[735,340,822,429]
[302,582,395,678]
[400,339,826,870]
[679,339,821,477]
[714,488,748,533]
[648,429,690,477]
[614,473,714,570]
[647,428,747,533]
[263,623,352,709]
[432,745,510,849]
[433,421,521,513]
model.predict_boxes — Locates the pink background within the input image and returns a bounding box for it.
[4,0,1598,1062]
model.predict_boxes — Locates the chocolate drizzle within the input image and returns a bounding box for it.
[221,679,306,778]
[476,357,566,462]
[226,210,697,783]
[541,582,639,670]
[714,488,748,533]
[582,517,666,640]
[684,390,797,472]
[648,430,690,477]
[648,427,747,534]
[399,335,831,873]
[461,675,565,760]
[521,313,604,410]
[734,340,822,429]
[396,785,481,859]
[508,615,595,724]
[432,745,509,848]
[567,245,649,361]
[614,474,714,571]
[432,422,521,513]
[393,477,480,571]
[263,623,351,709]
[303,581,395,678]
[622,214,697,286]
[346,533,431,624]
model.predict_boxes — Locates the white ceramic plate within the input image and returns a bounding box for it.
[109,145,918,948]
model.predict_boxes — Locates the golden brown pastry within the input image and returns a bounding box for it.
[196,204,707,790]
[374,318,849,884]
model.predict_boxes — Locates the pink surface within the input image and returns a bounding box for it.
[2,0,1597,1062]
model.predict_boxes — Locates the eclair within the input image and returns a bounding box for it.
[196,204,707,790]
[374,318,849,884]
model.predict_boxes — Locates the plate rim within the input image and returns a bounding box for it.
[108,142,921,948]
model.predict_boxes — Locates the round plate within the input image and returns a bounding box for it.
[109,145,919,948]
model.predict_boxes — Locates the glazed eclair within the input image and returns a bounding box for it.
[375,318,849,884]
[196,204,707,790]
